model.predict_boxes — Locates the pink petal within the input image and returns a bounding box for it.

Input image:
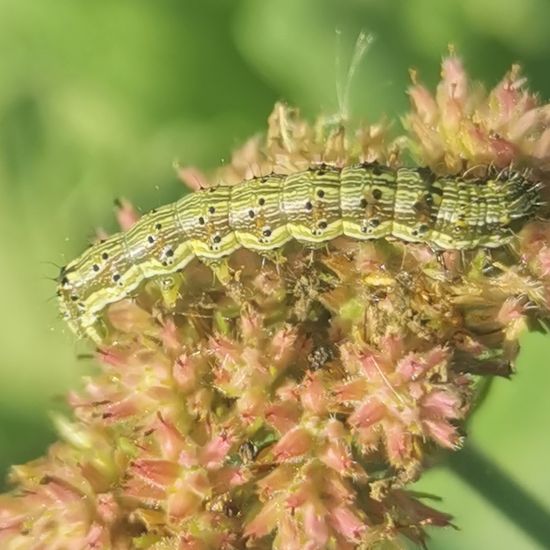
[114,198,141,231]
[304,503,329,546]
[244,499,280,540]
[423,419,462,449]
[422,390,461,419]
[329,506,366,542]
[272,427,312,461]
[200,432,234,468]
[348,399,385,429]
[175,165,211,191]
[385,422,412,465]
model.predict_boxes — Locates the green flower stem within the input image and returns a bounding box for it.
[447,443,550,549]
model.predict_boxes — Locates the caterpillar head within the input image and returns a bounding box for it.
[56,263,88,338]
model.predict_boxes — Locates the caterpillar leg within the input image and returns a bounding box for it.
[259,248,287,275]
[200,257,234,286]
[156,273,185,310]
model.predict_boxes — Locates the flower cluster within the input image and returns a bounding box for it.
[2,56,550,549]
[406,52,550,173]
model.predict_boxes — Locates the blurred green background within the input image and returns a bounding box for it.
[1,0,550,548]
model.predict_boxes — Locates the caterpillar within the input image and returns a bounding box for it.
[57,163,540,341]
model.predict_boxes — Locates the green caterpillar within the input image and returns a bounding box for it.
[57,163,540,341]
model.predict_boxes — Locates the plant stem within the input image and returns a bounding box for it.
[447,443,550,549]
